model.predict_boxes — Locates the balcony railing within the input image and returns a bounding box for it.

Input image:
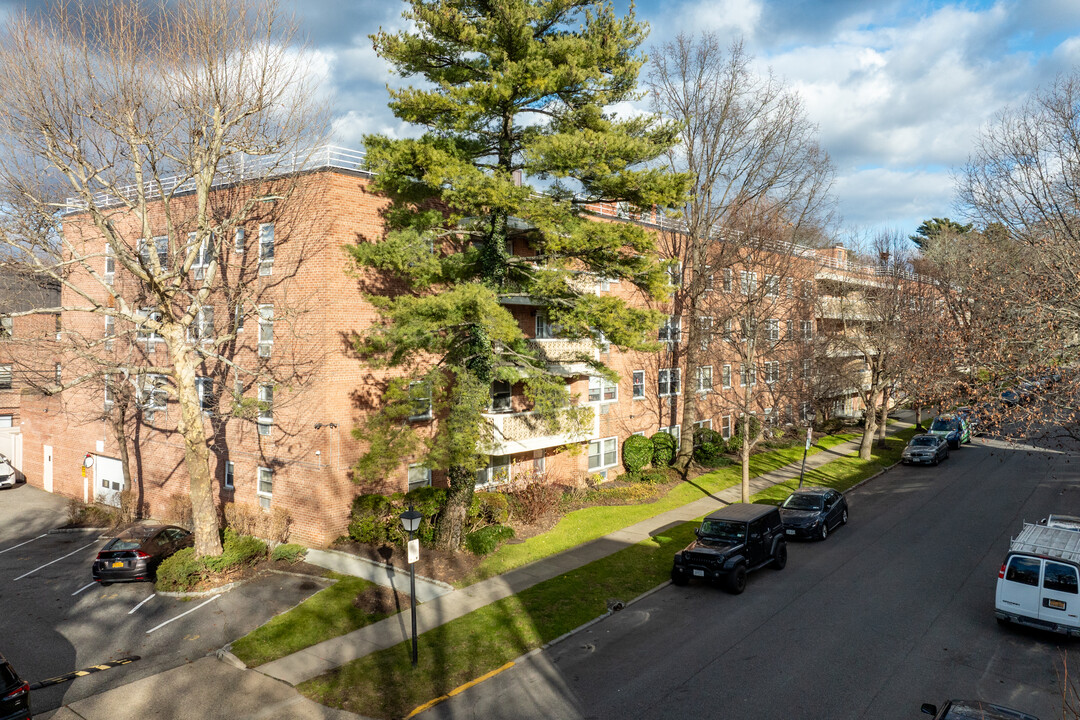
[482,406,597,455]
[529,337,598,375]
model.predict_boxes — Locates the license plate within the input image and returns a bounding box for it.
[692,569,704,577]
[786,529,795,535]
[111,561,124,568]
[1049,598,1067,610]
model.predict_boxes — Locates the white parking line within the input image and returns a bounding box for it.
[0,533,48,555]
[145,594,220,634]
[12,540,99,581]
[129,594,156,615]
[71,582,96,596]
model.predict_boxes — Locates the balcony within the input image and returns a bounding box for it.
[528,338,599,376]
[482,405,598,455]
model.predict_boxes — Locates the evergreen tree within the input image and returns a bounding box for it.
[351,0,688,549]
[910,217,972,249]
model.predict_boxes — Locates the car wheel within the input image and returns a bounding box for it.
[671,570,688,586]
[726,564,747,594]
[818,522,828,541]
[772,542,787,570]
[841,508,849,525]
[99,581,111,587]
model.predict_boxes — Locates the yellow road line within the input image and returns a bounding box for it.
[406,662,515,718]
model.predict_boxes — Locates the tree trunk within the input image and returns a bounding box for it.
[110,396,137,518]
[435,465,475,550]
[167,327,223,558]
[740,415,751,503]
[859,394,878,460]
[876,387,889,447]
[915,403,923,430]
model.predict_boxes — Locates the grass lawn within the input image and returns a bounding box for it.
[230,573,390,667]
[297,522,699,720]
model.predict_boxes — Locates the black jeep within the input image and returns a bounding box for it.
[670,503,787,594]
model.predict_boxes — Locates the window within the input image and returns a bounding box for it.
[0,415,12,428]
[104,315,115,350]
[104,375,114,411]
[698,316,712,350]
[258,384,273,436]
[257,466,273,505]
[55,314,61,340]
[588,437,618,471]
[659,425,681,446]
[803,359,812,379]
[721,415,732,440]
[659,316,681,344]
[139,373,168,421]
[763,361,780,384]
[724,318,734,341]
[704,266,714,292]
[765,319,779,342]
[407,382,432,421]
[658,368,681,396]
[258,305,273,357]
[740,270,757,295]
[802,402,812,422]
[189,306,214,343]
[224,461,235,490]
[723,268,733,293]
[1004,556,1041,587]
[408,464,432,490]
[786,320,793,341]
[196,377,214,413]
[787,278,794,297]
[476,455,511,486]
[191,233,212,280]
[632,370,645,399]
[667,261,681,287]
[696,365,713,392]
[104,243,115,282]
[740,363,757,387]
[533,449,546,475]
[721,364,732,389]
[535,311,553,339]
[0,316,10,338]
[139,236,169,271]
[588,375,617,403]
[491,380,512,412]
[234,227,245,254]
[802,320,813,340]
[594,328,610,354]
[802,280,812,298]
[0,364,12,390]
[259,223,275,275]
[1045,562,1078,594]
[234,303,244,332]
[764,274,779,296]
[136,308,163,346]
[694,418,712,430]
[54,363,61,385]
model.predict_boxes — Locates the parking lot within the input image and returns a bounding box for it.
[0,484,329,715]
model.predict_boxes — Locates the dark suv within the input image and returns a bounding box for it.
[670,503,787,594]
[0,652,30,720]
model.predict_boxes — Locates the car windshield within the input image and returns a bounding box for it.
[930,419,956,431]
[781,495,823,511]
[699,520,746,542]
[103,537,143,551]
[910,436,937,447]
[0,660,18,688]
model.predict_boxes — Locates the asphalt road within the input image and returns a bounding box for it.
[423,435,1080,720]
[0,485,329,715]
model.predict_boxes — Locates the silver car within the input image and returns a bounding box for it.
[902,434,949,466]
[0,454,17,489]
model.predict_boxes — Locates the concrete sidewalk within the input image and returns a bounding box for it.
[256,415,914,686]
[304,548,455,603]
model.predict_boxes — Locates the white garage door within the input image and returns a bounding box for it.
[94,456,125,507]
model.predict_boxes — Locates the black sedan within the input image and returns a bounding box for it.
[778,488,848,541]
[92,525,193,585]
[0,651,30,720]
[921,699,1038,719]
[902,434,949,465]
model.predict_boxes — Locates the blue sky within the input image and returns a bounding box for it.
[9,0,1080,237]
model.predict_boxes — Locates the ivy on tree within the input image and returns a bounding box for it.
[351,0,689,550]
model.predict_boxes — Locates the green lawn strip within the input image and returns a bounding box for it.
[751,428,919,506]
[297,523,698,720]
[462,433,859,585]
[230,573,389,668]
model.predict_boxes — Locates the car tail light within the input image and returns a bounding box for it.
[2,681,28,701]
[999,563,1007,579]
[95,552,105,560]
[134,550,150,559]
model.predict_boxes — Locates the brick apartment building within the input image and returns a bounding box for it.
[0,149,895,546]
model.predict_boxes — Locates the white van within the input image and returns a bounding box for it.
[995,523,1080,636]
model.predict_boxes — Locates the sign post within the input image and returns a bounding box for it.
[798,427,812,488]
[399,506,423,667]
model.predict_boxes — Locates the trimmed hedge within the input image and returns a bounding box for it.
[622,434,653,473]
[155,547,202,592]
[465,524,515,556]
[693,427,726,465]
[649,431,677,466]
[271,543,307,563]
[347,487,447,547]
[154,530,270,592]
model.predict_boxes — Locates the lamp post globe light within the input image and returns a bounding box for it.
[399,506,423,667]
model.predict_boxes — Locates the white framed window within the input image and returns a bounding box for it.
[765,319,779,342]
[698,316,712,350]
[408,463,432,490]
[694,418,712,430]
[588,375,618,403]
[721,364,732,389]
[258,304,273,357]
[696,365,713,393]
[139,373,168,421]
[257,466,273,506]
[740,363,757,387]
[721,415,732,440]
[535,311,554,339]
[764,274,779,297]
[407,382,432,421]
[234,227,245,254]
[763,361,780,384]
[189,306,214,343]
[0,316,10,338]
[476,455,511,486]
[0,414,12,428]
[533,449,546,475]
[659,315,681,344]
[588,436,618,471]
[658,368,681,396]
[667,261,682,287]
[491,380,512,412]
[196,377,214,412]
[764,407,774,424]
[632,370,645,399]
[704,265,714,292]
[104,243,115,283]
[0,364,11,390]
[224,461,235,490]
[801,402,812,422]
[138,236,169,271]
[54,363,61,385]
[659,425,681,446]
[594,328,610,353]
[257,384,273,436]
[802,320,813,340]
[786,320,794,341]
[740,270,757,295]
[191,233,212,280]
[723,268,733,292]
[803,358,812,379]
[631,430,646,437]
[104,374,114,411]
[104,315,115,350]
[136,307,163,346]
[787,278,794,297]
[724,318,734,341]
[235,302,244,332]
[259,223,275,275]
[803,280,813,298]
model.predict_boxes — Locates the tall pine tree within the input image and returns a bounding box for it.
[352,0,689,549]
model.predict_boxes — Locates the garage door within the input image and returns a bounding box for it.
[94,456,125,507]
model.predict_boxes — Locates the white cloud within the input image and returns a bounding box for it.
[833,167,958,231]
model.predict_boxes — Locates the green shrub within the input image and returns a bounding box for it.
[580,484,660,504]
[351,493,392,517]
[693,427,726,465]
[649,431,677,466]
[155,548,202,592]
[203,530,267,573]
[403,486,446,521]
[271,543,306,563]
[469,492,510,527]
[732,415,762,440]
[626,468,670,484]
[622,434,653,473]
[348,516,387,545]
[464,524,515,556]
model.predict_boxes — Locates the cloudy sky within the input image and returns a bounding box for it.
[266,0,1080,237]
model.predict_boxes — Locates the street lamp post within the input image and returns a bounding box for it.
[399,506,422,667]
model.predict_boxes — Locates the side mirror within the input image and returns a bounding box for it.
[694,529,702,539]
[920,704,938,716]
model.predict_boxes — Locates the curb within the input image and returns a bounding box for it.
[157,565,332,598]
[215,648,248,670]
[48,526,108,534]
[314,547,454,591]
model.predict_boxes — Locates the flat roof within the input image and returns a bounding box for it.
[705,503,777,522]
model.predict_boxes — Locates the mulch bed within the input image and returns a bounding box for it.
[353,584,413,615]
[331,540,484,586]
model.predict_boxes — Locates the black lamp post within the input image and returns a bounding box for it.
[399,505,422,667]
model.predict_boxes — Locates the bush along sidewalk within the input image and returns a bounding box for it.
[156,530,308,593]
